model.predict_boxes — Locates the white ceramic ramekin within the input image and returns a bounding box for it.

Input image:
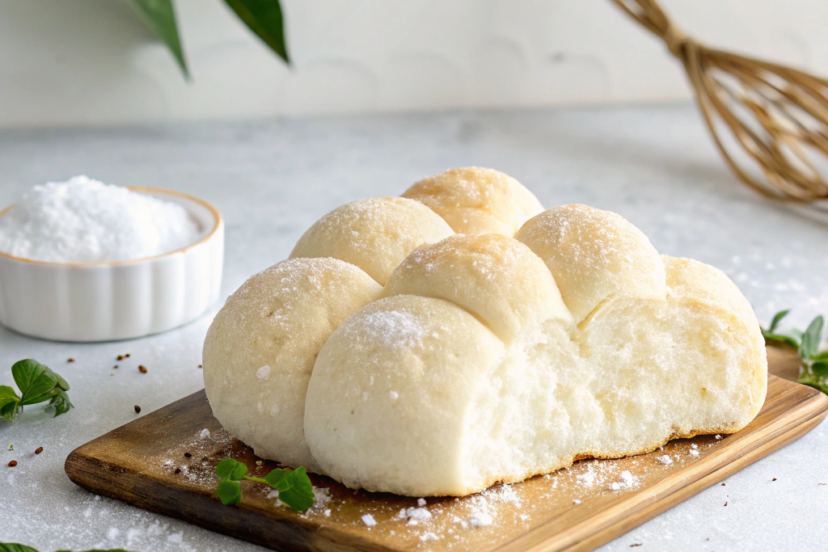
[0,187,224,342]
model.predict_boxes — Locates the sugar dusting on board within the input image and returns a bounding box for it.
[151,417,722,549]
[0,176,201,262]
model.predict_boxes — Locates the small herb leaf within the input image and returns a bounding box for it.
[264,468,287,488]
[265,466,314,511]
[801,316,824,359]
[812,361,828,378]
[0,543,40,552]
[54,372,71,391]
[0,401,21,423]
[0,386,20,409]
[231,460,249,480]
[11,359,52,401]
[48,389,74,417]
[216,480,242,505]
[761,333,800,349]
[768,309,790,332]
[216,458,241,480]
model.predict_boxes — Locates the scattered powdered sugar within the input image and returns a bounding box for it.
[398,507,433,525]
[656,455,673,465]
[576,468,597,487]
[609,470,638,491]
[256,365,271,380]
[354,310,426,350]
[417,498,427,507]
[573,499,582,505]
[420,531,440,542]
[469,512,493,527]
[0,176,201,262]
[361,514,377,527]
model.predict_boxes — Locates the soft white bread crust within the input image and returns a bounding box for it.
[304,295,504,496]
[204,167,768,497]
[402,167,544,236]
[202,258,382,470]
[515,204,667,323]
[382,233,572,343]
[289,197,453,285]
[662,256,767,422]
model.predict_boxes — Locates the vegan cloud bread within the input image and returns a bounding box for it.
[203,167,767,497]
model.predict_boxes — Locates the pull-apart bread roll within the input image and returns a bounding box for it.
[204,167,767,497]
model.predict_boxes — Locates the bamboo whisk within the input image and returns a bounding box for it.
[612,0,828,201]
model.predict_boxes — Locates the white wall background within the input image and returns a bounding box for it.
[1,0,827,128]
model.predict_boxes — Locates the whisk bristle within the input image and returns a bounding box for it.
[613,0,828,201]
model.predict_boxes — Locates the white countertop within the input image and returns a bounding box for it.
[1,104,826,552]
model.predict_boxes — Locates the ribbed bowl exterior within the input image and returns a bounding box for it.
[0,190,224,342]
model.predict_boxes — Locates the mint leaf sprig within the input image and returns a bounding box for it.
[0,359,74,423]
[215,458,314,511]
[762,310,828,394]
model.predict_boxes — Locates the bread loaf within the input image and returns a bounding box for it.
[203,167,767,497]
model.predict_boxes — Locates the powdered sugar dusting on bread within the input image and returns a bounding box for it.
[289,197,454,284]
[344,310,426,350]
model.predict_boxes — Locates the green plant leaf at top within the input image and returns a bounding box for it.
[800,315,824,359]
[128,0,189,79]
[767,309,790,333]
[224,0,290,64]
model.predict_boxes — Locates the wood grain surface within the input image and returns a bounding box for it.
[65,347,828,552]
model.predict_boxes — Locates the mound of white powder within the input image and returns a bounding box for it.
[0,176,201,262]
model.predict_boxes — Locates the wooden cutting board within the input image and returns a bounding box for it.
[65,349,828,552]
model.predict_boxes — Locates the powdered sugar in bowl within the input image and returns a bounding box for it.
[0,177,224,341]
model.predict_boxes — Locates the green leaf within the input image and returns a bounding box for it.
[811,351,828,362]
[54,372,70,392]
[216,480,242,505]
[0,543,40,552]
[48,389,74,417]
[263,467,287,488]
[216,458,242,480]
[800,316,824,359]
[231,460,248,480]
[0,544,40,552]
[11,359,50,399]
[0,401,22,423]
[224,0,290,64]
[128,0,189,79]
[0,385,20,410]
[273,466,314,511]
[812,361,828,378]
[767,309,790,332]
[1,544,46,552]
[762,333,800,349]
